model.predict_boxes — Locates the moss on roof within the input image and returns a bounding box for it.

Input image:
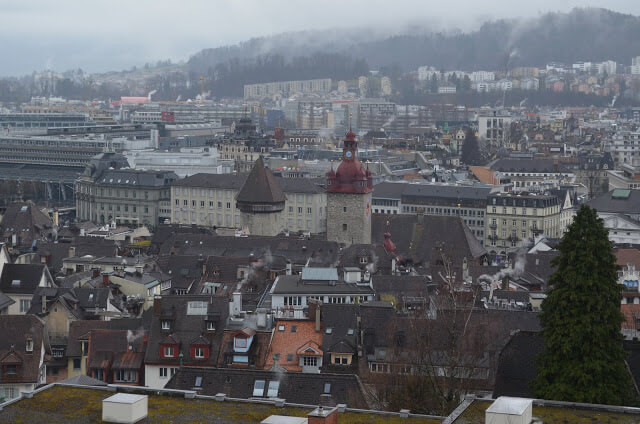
[1,386,441,424]
[453,400,640,424]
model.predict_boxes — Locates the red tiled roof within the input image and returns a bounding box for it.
[617,249,640,269]
[265,320,322,372]
[622,304,640,330]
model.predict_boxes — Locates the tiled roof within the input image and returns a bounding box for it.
[588,189,640,215]
[58,374,108,386]
[0,315,45,384]
[617,248,640,269]
[66,319,145,357]
[265,319,322,372]
[490,158,571,173]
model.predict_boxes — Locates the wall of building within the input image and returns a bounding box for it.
[326,192,372,245]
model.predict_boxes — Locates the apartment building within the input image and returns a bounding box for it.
[485,191,571,252]
[170,173,326,234]
[606,131,640,167]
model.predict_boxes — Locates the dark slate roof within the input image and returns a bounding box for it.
[371,214,486,265]
[173,172,323,194]
[38,237,119,274]
[588,189,640,215]
[74,287,111,309]
[236,157,286,204]
[490,158,571,173]
[0,264,48,295]
[624,340,640,390]
[158,234,339,267]
[272,274,374,295]
[155,255,204,292]
[0,315,46,384]
[493,331,544,398]
[96,169,178,188]
[0,202,53,239]
[144,295,229,366]
[165,367,369,408]
[0,292,15,310]
[372,182,404,199]
[372,275,434,308]
[66,319,145,357]
[338,244,394,274]
[321,304,358,365]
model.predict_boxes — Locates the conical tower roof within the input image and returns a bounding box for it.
[236,156,286,205]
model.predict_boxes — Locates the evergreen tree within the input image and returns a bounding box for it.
[532,205,634,405]
[460,128,480,165]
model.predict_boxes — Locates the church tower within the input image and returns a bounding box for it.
[326,129,373,245]
[236,157,285,236]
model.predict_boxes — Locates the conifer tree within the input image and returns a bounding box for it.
[532,205,633,405]
[460,128,480,165]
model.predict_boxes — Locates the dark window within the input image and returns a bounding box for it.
[73,358,81,370]
[291,325,297,333]
[342,224,347,231]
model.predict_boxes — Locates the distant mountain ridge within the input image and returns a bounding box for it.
[188,8,640,74]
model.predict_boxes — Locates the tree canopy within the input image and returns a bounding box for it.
[532,205,635,405]
[460,128,481,165]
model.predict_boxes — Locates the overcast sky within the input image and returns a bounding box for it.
[1,0,639,76]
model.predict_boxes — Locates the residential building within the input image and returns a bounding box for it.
[0,263,54,315]
[0,202,55,255]
[86,329,147,385]
[588,189,640,245]
[380,76,392,96]
[608,164,640,190]
[485,191,569,253]
[0,315,47,400]
[75,152,177,228]
[489,158,574,190]
[170,170,326,234]
[606,131,640,167]
[326,130,373,245]
[144,296,228,388]
[264,318,323,373]
[243,78,331,99]
[270,267,375,318]
[357,99,396,133]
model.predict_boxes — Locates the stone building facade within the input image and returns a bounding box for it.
[170,172,326,234]
[75,152,177,228]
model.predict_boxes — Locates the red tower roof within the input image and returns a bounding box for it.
[326,130,372,194]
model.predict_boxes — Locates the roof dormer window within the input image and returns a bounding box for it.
[26,337,33,353]
[161,320,171,330]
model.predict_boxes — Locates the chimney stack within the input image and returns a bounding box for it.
[286,261,292,276]
[41,293,47,314]
[307,406,338,424]
[102,272,111,287]
[68,246,76,258]
[153,296,162,316]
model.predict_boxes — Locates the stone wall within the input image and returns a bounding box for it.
[326,192,371,246]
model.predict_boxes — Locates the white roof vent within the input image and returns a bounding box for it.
[485,396,532,424]
[102,393,148,424]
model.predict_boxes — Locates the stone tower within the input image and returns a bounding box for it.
[326,130,373,245]
[236,157,286,236]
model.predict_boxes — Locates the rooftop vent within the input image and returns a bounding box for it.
[102,393,148,424]
[485,396,532,424]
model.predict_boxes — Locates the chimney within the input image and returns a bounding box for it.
[307,406,338,424]
[92,268,100,279]
[416,207,425,225]
[102,272,111,287]
[256,308,267,328]
[41,293,47,314]
[391,258,397,276]
[229,292,242,317]
[315,302,321,333]
[135,264,143,277]
[153,296,162,316]
[68,246,76,258]
[286,261,292,276]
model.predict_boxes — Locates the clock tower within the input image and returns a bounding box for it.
[326,129,372,246]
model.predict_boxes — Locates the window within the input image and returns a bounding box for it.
[307,207,312,215]
[324,383,331,394]
[164,346,175,358]
[342,223,347,231]
[115,370,136,383]
[278,325,285,332]
[20,299,31,313]
[159,368,168,378]
[25,338,33,353]
[73,358,81,370]
[5,365,17,375]
[267,380,280,398]
[343,207,347,212]
[161,320,171,330]
[291,325,297,333]
[206,321,215,331]
[303,356,318,367]
[235,337,247,349]
[3,387,16,399]
[298,207,303,214]
[195,376,202,388]
[253,380,266,397]
[194,347,205,358]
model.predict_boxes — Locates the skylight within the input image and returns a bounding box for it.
[325,328,333,334]
[195,376,202,388]
[11,280,20,286]
[323,383,331,394]
[267,381,280,398]
[253,380,265,397]
[347,329,354,335]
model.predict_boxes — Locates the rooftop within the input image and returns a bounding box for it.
[0,385,441,424]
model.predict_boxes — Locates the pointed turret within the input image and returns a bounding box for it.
[236,156,286,211]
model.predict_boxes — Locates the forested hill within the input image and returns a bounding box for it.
[188,8,640,74]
